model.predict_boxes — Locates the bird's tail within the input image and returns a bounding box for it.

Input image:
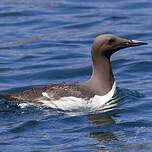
[0,94,15,101]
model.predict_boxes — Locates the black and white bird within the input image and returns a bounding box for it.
[0,34,147,112]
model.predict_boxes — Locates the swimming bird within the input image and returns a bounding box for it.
[0,34,147,111]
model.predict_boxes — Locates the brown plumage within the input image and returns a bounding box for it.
[0,34,147,105]
[0,83,95,104]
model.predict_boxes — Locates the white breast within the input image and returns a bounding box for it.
[39,82,119,112]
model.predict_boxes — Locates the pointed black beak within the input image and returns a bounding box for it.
[126,40,148,47]
[116,38,148,51]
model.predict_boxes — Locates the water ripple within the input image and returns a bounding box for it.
[0,0,152,151]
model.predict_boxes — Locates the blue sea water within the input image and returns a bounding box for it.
[0,0,152,151]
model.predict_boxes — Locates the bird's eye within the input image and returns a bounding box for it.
[108,38,115,45]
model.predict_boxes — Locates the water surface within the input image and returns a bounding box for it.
[0,0,152,151]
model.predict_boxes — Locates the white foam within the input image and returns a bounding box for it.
[19,103,30,109]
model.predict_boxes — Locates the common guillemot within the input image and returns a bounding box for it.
[0,34,147,111]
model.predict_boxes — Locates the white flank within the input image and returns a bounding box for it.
[39,82,118,112]
[42,92,50,99]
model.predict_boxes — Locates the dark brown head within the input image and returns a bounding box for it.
[82,34,148,95]
[91,34,148,61]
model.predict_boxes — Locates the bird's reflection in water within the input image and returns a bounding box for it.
[89,114,115,127]
[88,114,118,144]
[87,92,121,144]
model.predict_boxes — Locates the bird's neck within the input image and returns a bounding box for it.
[84,56,114,95]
